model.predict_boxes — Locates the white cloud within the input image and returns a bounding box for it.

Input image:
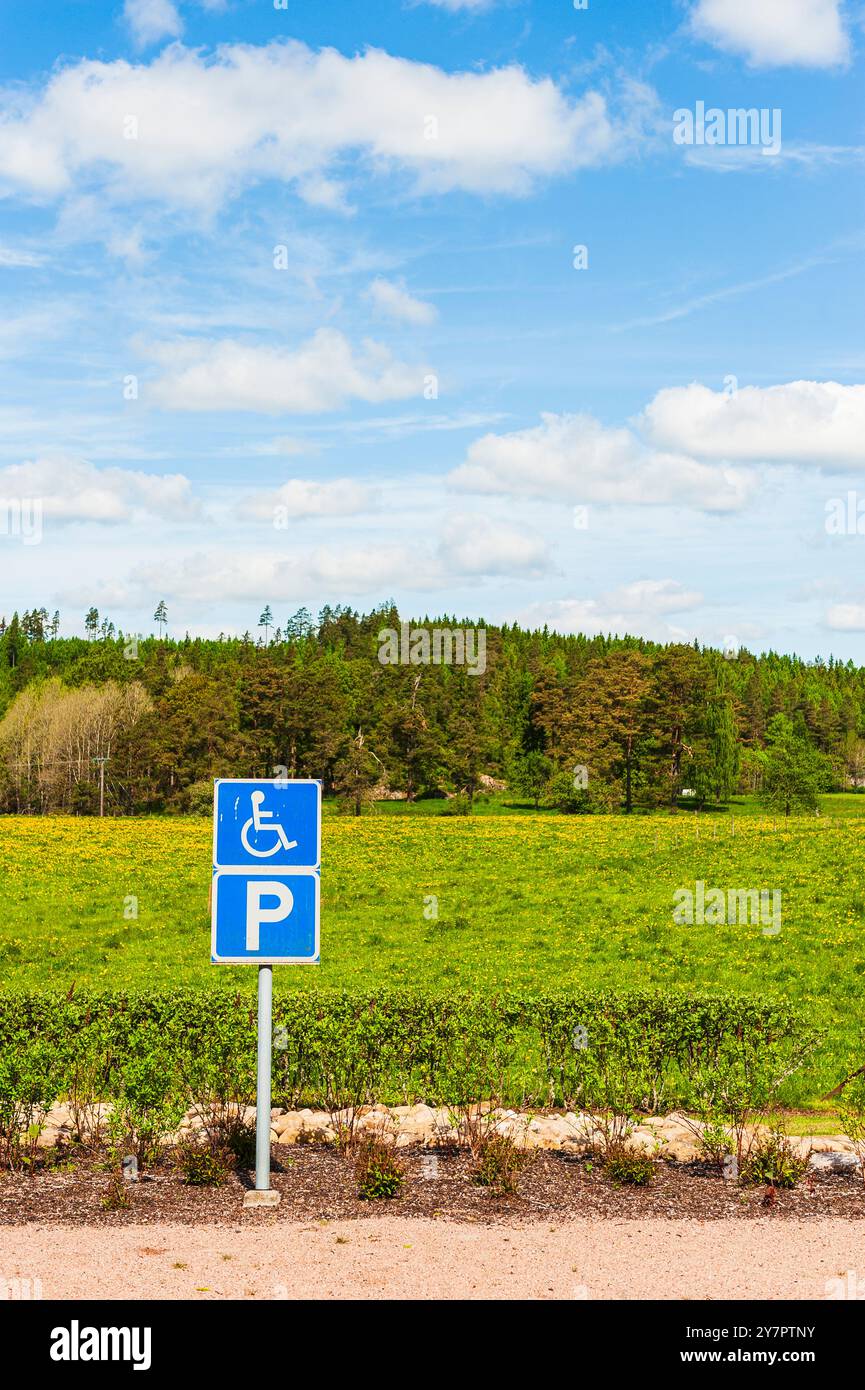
[689,0,849,68]
[438,514,550,576]
[126,511,548,603]
[106,227,148,265]
[518,580,703,639]
[145,328,429,414]
[124,0,183,49]
[225,437,314,458]
[680,141,865,173]
[0,456,198,522]
[238,478,375,521]
[457,382,865,523]
[612,256,822,331]
[309,409,509,442]
[0,307,74,359]
[367,277,438,326]
[0,41,632,212]
[419,0,496,10]
[132,544,440,603]
[449,411,752,512]
[640,381,865,467]
[0,244,44,267]
[826,603,865,631]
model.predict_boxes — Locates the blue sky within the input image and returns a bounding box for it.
[1,0,864,655]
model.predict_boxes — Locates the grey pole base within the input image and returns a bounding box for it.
[243,1188,281,1209]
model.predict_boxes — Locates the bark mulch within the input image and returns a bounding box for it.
[1,1145,865,1228]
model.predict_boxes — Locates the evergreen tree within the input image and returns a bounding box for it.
[567,650,652,812]
[285,608,315,641]
[646,645,706,809]
[333,728,380,816]
[0,601,861,815]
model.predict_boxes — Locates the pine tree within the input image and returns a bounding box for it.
[285,608,314,641]
[567,650,652,812]
[333,729,380,816]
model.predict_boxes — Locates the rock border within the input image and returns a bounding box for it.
[31,1102,860,1172]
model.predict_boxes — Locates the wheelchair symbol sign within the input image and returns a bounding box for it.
[213,779,321,870]
[242,790,298,858]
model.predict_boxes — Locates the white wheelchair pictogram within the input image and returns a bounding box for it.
[241,790,298,858]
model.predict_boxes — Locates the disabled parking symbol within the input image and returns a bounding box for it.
[211,778,321,965]
[241,790,298,859]
[213,778,320,870]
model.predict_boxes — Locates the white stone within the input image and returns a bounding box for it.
[809,1152,861,1173]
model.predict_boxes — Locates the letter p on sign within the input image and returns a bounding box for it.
[246,881,294,951]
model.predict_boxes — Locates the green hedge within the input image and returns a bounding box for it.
[0,986,818,1117]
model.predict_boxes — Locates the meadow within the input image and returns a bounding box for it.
[0,803,863,1100]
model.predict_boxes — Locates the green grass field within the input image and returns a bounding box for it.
[1,802,863,1100]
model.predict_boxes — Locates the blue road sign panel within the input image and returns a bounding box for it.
[213,778,321,870]
[211,779,321,965]
[211,870,320,964]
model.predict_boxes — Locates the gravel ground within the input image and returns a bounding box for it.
[2,1216,863,1300]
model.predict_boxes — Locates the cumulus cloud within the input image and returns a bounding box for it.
[0,41,631,213]
[640,381,865,467]
[689,0,849,69]
[437,514,550,576]
[124,0,229,48]
[128,512,549,603]
[0,456,198,522]
[238,478,375,521]
[826,603,865,631]
[449,411,752,512]
[518,580,703,639]
[132,544,439,603]
[145,328,429,414]
[452,380,865,514]
[367,277,438,326]
[124,0,183,49]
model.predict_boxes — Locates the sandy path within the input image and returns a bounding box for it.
[2,1218,863,1300]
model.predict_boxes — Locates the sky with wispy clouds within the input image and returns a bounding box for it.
[1,0,863,654]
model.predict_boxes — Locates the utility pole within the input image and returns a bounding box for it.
[92,756,109,817]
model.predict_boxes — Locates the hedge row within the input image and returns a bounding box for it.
[0,986,818,1117]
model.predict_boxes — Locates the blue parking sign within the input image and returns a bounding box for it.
[211,778,321,966]
[211,870,319,964]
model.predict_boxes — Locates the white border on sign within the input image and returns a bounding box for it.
[210,867,321,965]
[212,777,322,871]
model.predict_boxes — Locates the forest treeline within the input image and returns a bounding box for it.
[0,603,861,815]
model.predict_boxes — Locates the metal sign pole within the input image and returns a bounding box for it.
[255,963,273,1192]
[212,779,321,1210]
